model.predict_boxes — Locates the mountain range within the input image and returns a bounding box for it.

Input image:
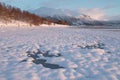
[29,7,120,27]
[0,2,120,28]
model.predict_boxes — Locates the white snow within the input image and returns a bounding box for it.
[0,20,30,27]
[0,25,120,80]
[0,20,68,28]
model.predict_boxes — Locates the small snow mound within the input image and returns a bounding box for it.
[66,60,78,68]
[91,49,106,55]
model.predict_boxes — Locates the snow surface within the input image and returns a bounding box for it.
[0,26,120,80]
[0,20,30,27]
[0,21,68,28]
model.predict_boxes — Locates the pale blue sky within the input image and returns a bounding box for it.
[0,0,120,20]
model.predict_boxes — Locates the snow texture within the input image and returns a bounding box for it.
[0,25,120,80]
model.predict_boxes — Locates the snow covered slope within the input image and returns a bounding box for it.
[0,26,120,80]
[0,20,30,27]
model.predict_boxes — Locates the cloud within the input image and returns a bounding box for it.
[102,5,120,10]
[79,8,106,20]
[33,7,106,20]
[54,8,106,20]
[106,15,120,20]
[58,8,106,20]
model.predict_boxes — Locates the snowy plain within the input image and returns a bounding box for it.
[0,25,120,80]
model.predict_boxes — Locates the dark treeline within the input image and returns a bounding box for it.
[0,3,68,26]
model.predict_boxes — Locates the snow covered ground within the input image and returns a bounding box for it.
[0,21,30,27]
[0,20,68,28]
[0,26,120,80]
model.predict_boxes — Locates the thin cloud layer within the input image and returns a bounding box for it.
[33,7,106,20]
[79,8,106,20]
[65,8,106,20]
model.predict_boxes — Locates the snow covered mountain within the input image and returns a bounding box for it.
[30,7,120,27]
[30,7,98,26]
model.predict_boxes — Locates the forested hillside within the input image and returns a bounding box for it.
[0,3,68,26]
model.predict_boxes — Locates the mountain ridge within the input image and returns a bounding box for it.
[29,7,104,26]
[30,7,120,27]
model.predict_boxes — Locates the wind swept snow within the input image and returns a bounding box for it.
[0,26,120,80]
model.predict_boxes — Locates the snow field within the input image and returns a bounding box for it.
[0,26,120,80]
